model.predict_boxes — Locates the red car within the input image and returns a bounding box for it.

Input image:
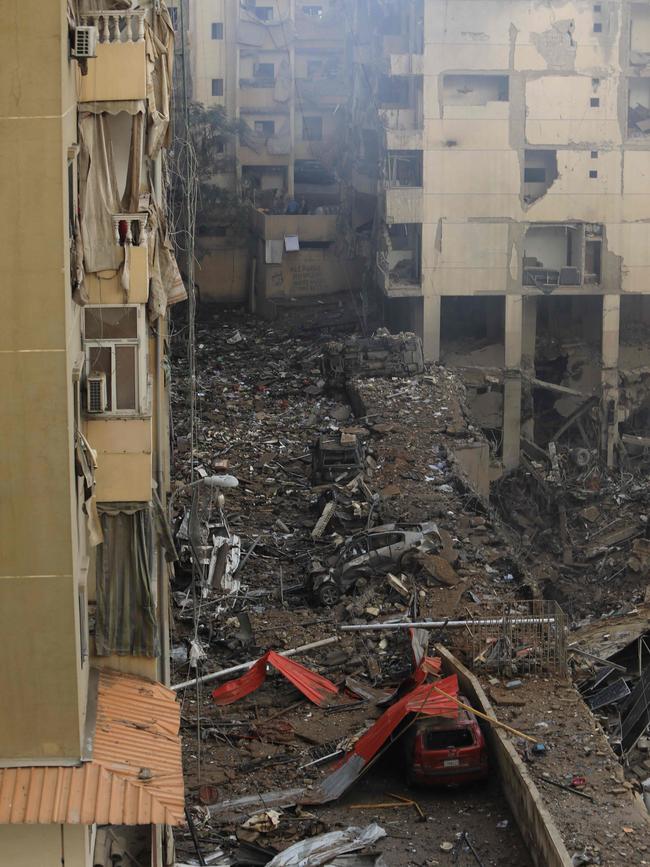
[405,696,489,786]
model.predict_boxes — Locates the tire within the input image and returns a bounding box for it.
[318,582,341,607]
[398,551,417,572]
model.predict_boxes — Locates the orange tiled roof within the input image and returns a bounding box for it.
[0,669,185,826]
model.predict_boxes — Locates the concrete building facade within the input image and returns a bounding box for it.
[0,2,185,864]
[169,0,364,312]
[358,0,650,469]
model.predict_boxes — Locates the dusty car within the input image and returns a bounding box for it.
[308,522,440,605]
[403,697,488,786]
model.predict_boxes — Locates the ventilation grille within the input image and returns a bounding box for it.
[87,373,107,413]
[72,26,98,59]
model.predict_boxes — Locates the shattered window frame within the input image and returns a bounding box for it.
[83,304,148,417]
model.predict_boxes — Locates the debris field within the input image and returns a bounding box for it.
[169,308,650,867]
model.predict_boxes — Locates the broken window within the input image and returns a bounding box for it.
[628,78,650,135]
[630,3,650,63]
[585,225,603,284]
[523,150,558,204]
[424,727,474,749]
[442,74,509,107]
[302,116,323,141]
[378,75,410,107]
[95,506,157,657]
[254,62,275,81]
[83,305,146,414]
[254,6,273,21]
[254,120,275,136]
[523,225,583,288]
[385,223,422,285]
[386,150,423,186]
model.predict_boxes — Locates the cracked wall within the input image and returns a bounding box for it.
[418,0,650,300]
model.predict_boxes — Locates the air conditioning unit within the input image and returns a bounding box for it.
[71,25,99,59]
[86,373,108,414]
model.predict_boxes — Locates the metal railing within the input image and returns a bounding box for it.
[463,599,567,676]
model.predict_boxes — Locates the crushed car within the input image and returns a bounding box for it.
[307,522,440,605]
[403,695,489,786]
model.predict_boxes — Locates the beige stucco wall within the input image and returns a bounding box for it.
[86,418,153,503]
[78,42,148,103]
[0,0,87,761]
[0,825,90,867]
[257,244,363,300]
[191,0,229,107]
[415,0,650,304]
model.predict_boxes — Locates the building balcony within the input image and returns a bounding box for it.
[385,127,423,150]
[250,205,338,242]
[376,253,422,298]
[376,250,422,298]
[295,11,343,42]
[382,53,424,76]
[296,77,347,107]
[85,418,153,503]
[351,167,378,197]
[385,186,423,224]
[379,108,422,132]
[238,85,279,110]
[78,10,147,103]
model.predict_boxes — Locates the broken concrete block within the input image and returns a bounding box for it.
[416,553,459,586]
[387,573,409,597]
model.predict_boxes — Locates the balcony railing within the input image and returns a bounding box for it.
[112,214,149,247]
[81,10,146,44]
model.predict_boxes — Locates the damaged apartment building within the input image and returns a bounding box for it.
[350,0,650,470]
[169,0,365,312]
[173,0,650,471]
[0,2,186,865]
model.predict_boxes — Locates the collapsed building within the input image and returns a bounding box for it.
[0,2,186,865]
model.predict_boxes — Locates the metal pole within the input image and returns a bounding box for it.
[172,636,339,691]
[339,618,556,632]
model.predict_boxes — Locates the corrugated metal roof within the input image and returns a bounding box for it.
[0,669,184,826]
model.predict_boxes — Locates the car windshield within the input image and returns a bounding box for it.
[424,728,474,750]
[368,532,403,550]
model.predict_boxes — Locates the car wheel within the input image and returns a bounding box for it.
[318,582,341,606]
[399,551,417,572]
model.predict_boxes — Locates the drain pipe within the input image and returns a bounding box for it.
[156,319,170,685]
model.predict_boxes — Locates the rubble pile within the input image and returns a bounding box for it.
[494,446,650,618]
[170,309,650,867]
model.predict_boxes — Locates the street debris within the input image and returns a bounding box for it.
[211,651,339,707]
[170,311,650,867]
[265,823,386,867]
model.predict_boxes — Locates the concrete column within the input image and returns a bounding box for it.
[288,0,296,197]
[503,294,523,470]
[422,294,441,362]
[520,295,537,441]
[601,294,620,467]
[521,295,537,369]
